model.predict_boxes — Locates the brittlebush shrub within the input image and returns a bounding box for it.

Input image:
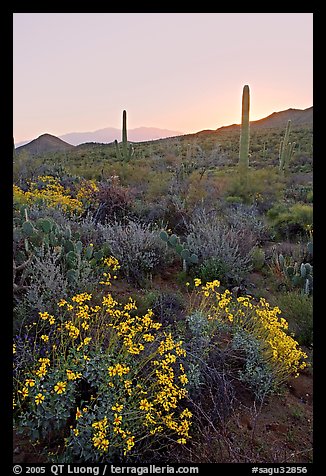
[13,258,192,463]
[13,175,84,215]
[185,279,308,394]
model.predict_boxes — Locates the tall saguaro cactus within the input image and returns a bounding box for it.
[239,85,250,170]
[122,109,127,144]
[279,119,295,172]
[115,109,134,161]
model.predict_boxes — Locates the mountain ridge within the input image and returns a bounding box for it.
[15,106,312,154]
[15,126,184,148]
[15,133,74,156]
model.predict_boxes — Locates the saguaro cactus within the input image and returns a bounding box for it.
[279,119,295,172]
[115,109,134,161]
[239,85,250,170]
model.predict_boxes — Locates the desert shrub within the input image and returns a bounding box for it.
[182,279,308,400]
[274,291,313,347]
[13,175,84,215]
[13,247,69,329]
[185,209,253,286]
[140,290,185,326]
[183,311,212,393]
[225,195,244,204]
[97,219,173,285]
[250,246,266,271]
[197,257,231,286]
[176,310,237,425]
[13,263,192,463]
[224,167,284,208]
[90,177,134,223]
[267,202,313,240]
[144,172,172,202]
[13,242,101,333]
[132,199,166,225]
[231,330,276,400]
[225,203,270,244]
[13,152,67,186]
[185,171,226,208]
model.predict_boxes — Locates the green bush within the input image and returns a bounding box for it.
[224,167,284,206]
[197,257,231,286]
[185,209,253,286]
[276,291,313,347]
[267,202,313,239]
[250,246,266,271]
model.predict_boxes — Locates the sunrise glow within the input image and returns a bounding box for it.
[13,13,313,144]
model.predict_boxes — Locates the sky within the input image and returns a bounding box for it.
[13,13,313,143]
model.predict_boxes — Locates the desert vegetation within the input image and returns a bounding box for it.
[13,90,313,464]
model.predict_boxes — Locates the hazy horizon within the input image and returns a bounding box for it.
[13,13,313,144]
[14,104,313,147]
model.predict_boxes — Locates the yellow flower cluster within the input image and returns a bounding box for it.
[65,321,80,339]
[35,358,51,378]
[252,298,308,379]
[103,256,120,272]
[194,281,308,383]
[13,184,26,204]
[66,369,82,381]
[99,256,120,286]
[92,417,110,453]
[71,293,92,304]
[39,311,55,325]
[14,256,193,458]
[76,180,99,203]
[113,308,162,355]
[108,363,130,377]
[13,176,83,214]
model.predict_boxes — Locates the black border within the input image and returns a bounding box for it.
[6,8,320,475]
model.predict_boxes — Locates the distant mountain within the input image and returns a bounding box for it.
[190,106,312,140]
[14,107,312,152]
[59,126,184,146]
[15,133,74,155]
[217,106,313,132]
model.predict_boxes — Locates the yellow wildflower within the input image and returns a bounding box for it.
[54,381,67,394]
[35,393,45,405]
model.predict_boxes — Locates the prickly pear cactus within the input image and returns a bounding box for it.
[159,229,198,272]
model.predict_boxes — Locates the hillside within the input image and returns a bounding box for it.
[14,107,312,154]
[190,106,313,139]
[13,102,313,465]
[15,133,75,156]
